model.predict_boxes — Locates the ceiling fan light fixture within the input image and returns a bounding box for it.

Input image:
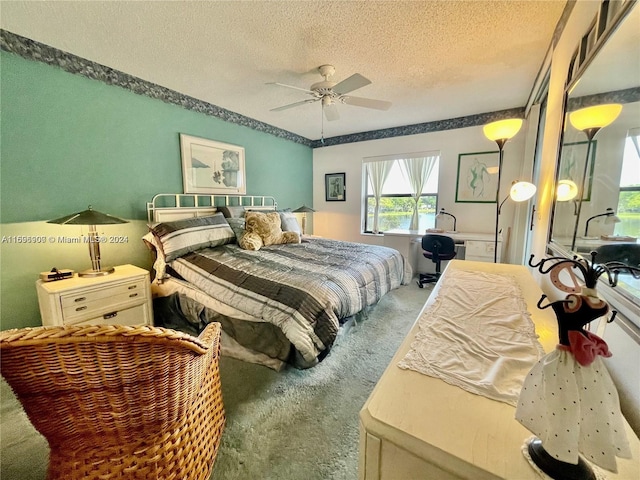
[268,64,392,121]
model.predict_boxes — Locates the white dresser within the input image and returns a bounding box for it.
[36,264,153,327]
[359,260,640,480]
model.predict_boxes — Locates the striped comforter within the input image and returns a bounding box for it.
[169,237,411,364]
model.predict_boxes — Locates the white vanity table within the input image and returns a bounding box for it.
[383,229,506,273]
[358,260,640,480]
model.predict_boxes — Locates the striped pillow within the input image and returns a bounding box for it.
[151,213,235,261]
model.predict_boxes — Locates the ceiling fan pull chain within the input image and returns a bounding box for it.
[321,104,325,145]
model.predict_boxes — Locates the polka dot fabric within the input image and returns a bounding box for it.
[515,349,631,472]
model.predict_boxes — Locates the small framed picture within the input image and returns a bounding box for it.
[325,173,346,201]
[180,134,246,195]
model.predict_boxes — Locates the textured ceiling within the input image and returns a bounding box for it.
[0,1,567,141]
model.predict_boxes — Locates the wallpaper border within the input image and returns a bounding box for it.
[1,29,525,149]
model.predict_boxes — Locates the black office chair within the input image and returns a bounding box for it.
[594,243,640,268]
[417,234,457,288]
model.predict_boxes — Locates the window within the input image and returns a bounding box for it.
[363,152,440,233]
[615,130,640,237]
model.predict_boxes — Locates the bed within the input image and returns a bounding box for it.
[145,194,412,370]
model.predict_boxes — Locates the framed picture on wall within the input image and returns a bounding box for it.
[455,151,499,203]
[180,134,246,194]
[325,172,346,201]
[558,140,597,201]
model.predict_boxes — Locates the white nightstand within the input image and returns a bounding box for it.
[36,264,153,327]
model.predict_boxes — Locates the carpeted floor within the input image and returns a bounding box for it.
[0,278,430,480]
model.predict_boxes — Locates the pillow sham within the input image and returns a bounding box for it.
[226,217,246,243]
[151,213,235,261]
[279,211,302,234]
[239,211,300,251]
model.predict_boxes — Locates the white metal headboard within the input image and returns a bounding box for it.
[147,193,278,223]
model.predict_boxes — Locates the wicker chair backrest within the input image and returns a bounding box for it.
[1,323,225,480]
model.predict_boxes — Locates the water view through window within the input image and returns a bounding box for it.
[363,155,440,233]
[366,196,437,232]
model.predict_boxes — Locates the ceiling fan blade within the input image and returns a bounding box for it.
[266,82,315,95]
[343,96,392,111]
[332,73,371,95]
[323,103,340,121]
[270,98,318,112]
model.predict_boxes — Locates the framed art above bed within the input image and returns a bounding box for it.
[180,134,246,195]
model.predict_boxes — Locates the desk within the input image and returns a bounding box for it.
[383,229,506,273]
[358,260,639,480]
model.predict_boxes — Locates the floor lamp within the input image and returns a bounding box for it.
[483,119,523,263]
[568,104,622,252]
[48,206,128,277]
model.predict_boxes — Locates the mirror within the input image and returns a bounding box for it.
[550,2,640,299]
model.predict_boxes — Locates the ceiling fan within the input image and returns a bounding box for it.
[268,64,392,121]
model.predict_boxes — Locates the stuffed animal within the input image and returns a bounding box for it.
[239,211,300,251]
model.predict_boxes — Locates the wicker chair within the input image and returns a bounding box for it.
[0,322,225,480]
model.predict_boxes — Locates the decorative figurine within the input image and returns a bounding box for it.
[515,252,639,479]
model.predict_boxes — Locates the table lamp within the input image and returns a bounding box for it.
[584,207,620,238]
[293,205,315,235]
[435,208,456,232]
[48,206,128,277]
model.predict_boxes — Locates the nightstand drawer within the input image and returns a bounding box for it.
[73,303,150,327]
[61,279,146,310]
[61,287,147,323]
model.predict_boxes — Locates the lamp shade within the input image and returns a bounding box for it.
[293,205,315,213]
[556,180,579,201]
[47,206,127,277]
[48,206,128,225]
[568,104,622,132]
[509,181,536,202]
[483,119,523,142]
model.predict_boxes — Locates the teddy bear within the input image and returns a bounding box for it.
[239,211,300,251]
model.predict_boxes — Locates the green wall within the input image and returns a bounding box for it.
[0,51,313,330]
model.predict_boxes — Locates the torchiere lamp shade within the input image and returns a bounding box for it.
[48,206,128,277]
[569,104,623,137]
[483,118,523,147]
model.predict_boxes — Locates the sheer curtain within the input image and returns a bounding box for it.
[366,160,393,234]
[400,155,438,230]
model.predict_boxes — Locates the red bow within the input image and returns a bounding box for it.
[567,330,611,366]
